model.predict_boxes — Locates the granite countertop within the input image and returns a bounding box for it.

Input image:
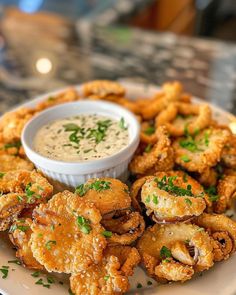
[0,24,236,114]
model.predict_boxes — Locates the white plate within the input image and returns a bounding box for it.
[0,81,235,295]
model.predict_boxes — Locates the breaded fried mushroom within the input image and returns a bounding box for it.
[155,102,211,137]
[0,154,34,172]
[70,255,129,295]
[194,213,236,262]
[137,223,214,282]
[83,80,125,101]
[129,126,174,175]
[36,89,79,111]
[9,218,43,270]
[173,127,230,173]
[221,134,236,169]
[141,171,208,223]
[30,191,107,273]
[0,170,53,231]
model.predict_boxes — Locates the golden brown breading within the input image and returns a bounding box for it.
[221,134,236,169]
[0,154,34,172]
[104,246,140,277]
[129,126,174,175]
[195,167,218,187]
[0,107,35,143]
[30,191,107,273]
[141,171,207,223]
[70,255,129,295]
[155,102,211,137]
[140,121,159,144]
[76,178,131,216]
[9,218,43,270]
[214,170,236,213]
[0,170,53,231]
[102,211,145,246]
[35,89,79,111]
[83,80,125,101]
[194,213,236,262]
[173,127,230,173]
[137,223,214,282]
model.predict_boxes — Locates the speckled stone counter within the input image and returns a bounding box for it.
[0,24,236,114]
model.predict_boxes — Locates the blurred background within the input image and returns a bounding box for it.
[0,0,236,113]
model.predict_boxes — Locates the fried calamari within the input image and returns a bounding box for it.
[137,223,214,282]
[30,191,107,273]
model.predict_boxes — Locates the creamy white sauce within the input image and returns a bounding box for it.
[34,114,129,162]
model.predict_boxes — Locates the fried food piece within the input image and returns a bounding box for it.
[115,97,141,115]
[9,218,43,269]
[140,81,190,120]
[214,169,236,213]
[105,245,141,276]
[194,213,236,261]
[137,223,214,282]
[129,126,174,175]
[130,176,153,212]
[141,171,207,223]
[83,80,125,101]
[140,121,159,144]
[194,167,218,187]
[0,154,34,172]
[221,134,236,169]
[70,255,129,295]
[0,170,53,231]
[173,127,230,173]
[36,89,79,111]
[155,102,211,137]
[30,191,107,273]
[76,178,131,216]
[102,211,145,245]
[0,108,35,143]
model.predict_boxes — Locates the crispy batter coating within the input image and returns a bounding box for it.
[195,167,218,187]
[141,171,207,223]
[0,154,34,172]
[194,213,236,261]
[104,245,141,277]
[221,134,236,169]
[137,223,214,282]
[77,178,131,216]
[140,81,189,120]
[30,191,107,273]
[129,126,174,175]
[214,170,236,213]
[102,211,145,245]
[36,89,79,111]
[0,170,53,231]
[140,121,159,144]
[83,80,125,101]
[173,127,230,173]
[70,255,129,295]
[0,108,35,143]
[9,218,43,269]
[156,103,211,137]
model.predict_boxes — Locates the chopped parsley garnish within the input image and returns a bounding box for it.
[144,126,155,135]
[63,123,80,132]
[102,230,112,238]
[119,117,127,130]
[152,195,158,205]
[183,173,188,183]
[75,184,87,196]
[147,280,153,286]
[205,186,219,202]
[4,141,21,150]
[155,176,193,197]
[84,149,92,153]
[181,155,191,163]
[160,246,172,260]
[185,198,192,205]
[145,195,151,203]
[88,119,112,143]
[0,266,9,279]
[77,216,91,234]
[145,143,152,153]
[104,275,110,281]
[35,278,50,288]
[9,224,30,233]
[31,271,41,277]
[47,277,55,284]
[8,260,21,265]
[45,240,57,250]
[25,183,39,204]
[0,172,5,178]
[137,283,143,288]
[75,180,111,196]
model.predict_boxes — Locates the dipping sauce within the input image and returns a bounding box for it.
[34,114,129,162]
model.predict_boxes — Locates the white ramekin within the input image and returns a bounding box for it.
[21,100,140,187]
